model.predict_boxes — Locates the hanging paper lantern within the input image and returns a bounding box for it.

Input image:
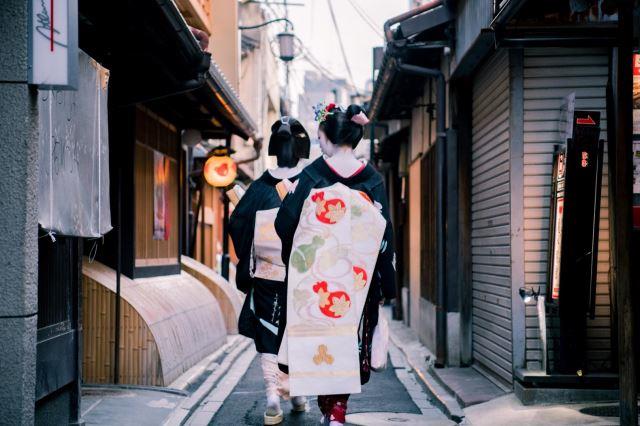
[204,148,237,187]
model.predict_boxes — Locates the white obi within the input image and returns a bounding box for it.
[277,183,386,396]
[251,207,286,282]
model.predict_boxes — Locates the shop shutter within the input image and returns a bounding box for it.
[471,50,513,384]
[522,48,611,371]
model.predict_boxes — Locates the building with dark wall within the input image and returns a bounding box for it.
[370,0,636,407]
[0,0,257,423]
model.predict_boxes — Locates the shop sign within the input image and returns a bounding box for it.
[29,0,78,88]
[550,152,566,301]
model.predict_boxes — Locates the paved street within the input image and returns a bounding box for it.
[209,344,454,426]
[81,387,186,426]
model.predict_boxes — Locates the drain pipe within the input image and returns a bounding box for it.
[384,0,443,42]
[235,138,264,165]
[396,61,447,367]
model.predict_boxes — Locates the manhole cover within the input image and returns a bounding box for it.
[346,412,453,426]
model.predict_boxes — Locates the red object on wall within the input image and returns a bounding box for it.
[633,206,640,229]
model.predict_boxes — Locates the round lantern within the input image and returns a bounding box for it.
[204,149,237,187]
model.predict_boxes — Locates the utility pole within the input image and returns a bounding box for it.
[609,2,636,424]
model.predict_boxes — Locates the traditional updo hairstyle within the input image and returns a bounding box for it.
[268,116,310,167]
[319,104,369,149]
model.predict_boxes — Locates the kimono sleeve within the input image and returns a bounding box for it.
[228,186,258,293]
[370,180,397,301]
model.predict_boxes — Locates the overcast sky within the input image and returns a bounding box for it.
[264,0,409,115]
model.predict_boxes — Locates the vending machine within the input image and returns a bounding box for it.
[546,110,604,375]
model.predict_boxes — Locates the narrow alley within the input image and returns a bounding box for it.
[1,0,639,425]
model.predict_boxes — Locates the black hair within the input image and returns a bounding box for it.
[268,117,310,167]
[319,104,366,149]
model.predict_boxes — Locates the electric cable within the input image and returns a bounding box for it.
[346,0,383,38]
[325,0,359,94]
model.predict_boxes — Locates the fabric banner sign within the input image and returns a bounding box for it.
[278,183,385,396]
[38,50,111,237]
[153,151,170,240]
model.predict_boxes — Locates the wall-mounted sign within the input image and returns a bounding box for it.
[633,54,640,135]
[29,0,78,88]
[38,51,111,238]
[549,150,566,301]
[153,151,170,241]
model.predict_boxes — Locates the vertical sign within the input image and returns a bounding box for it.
[153,151,170,241]
[632,54,640,227]
[550,151,566,300]
[633,53,640,134]
[29,0,78,88]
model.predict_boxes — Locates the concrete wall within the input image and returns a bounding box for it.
[210,0,240,91]
[0,0,39,422]
[238,2,281,175]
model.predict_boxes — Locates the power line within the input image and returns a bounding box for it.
[293,36,342,82]
[346,0,383,39]
[325,0,359,95]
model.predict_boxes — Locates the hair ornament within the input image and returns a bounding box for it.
[351,111,370,126]
[313,102,338,123]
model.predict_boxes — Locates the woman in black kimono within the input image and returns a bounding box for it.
[229,117,310,425]
[274,104,396,426]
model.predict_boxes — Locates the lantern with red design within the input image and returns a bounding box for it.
[204,146,237,187]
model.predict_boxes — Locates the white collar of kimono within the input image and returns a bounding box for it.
[323,150,365,178]
[268,165,303,180]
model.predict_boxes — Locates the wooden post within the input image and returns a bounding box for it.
[609,2,636,424]
[221,135,231,280]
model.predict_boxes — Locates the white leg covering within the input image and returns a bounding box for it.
[291,395,308,412]
[261,353,283,425]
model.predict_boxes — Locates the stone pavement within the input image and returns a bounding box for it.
[463,394,633,426]
[78,311,633,426]
[81,386,186,426]
[207,342,454,426]
[386,312,633,426]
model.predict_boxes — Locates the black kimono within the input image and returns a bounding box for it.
[274,157,396,384]
[229,171,299,354]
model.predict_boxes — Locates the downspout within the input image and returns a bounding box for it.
[384,0,443,42]
[396,61,447,367]
[235,138,264,165]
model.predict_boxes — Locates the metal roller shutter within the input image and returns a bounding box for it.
[471,50,513,384]
[522,48,612,371]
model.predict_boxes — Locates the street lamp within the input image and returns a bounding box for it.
[238,17,297,62]
[277,32,295,62]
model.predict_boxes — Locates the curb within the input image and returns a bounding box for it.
[82,384,189,397]
[169,335,243,391]
[387,320,465,423]
[163,337,253,426]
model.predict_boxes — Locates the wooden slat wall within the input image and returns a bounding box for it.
[82,274,163,386]
[420,148,437,302]
[194,184,225,271]
[522,48,612,371]
[181,256,243,334]
[82,259,227,386]
[134,107,180,267]
[471,50,513,384]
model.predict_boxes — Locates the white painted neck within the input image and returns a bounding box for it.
[268,164,302,180]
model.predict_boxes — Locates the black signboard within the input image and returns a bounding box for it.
[548,110,604,374]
